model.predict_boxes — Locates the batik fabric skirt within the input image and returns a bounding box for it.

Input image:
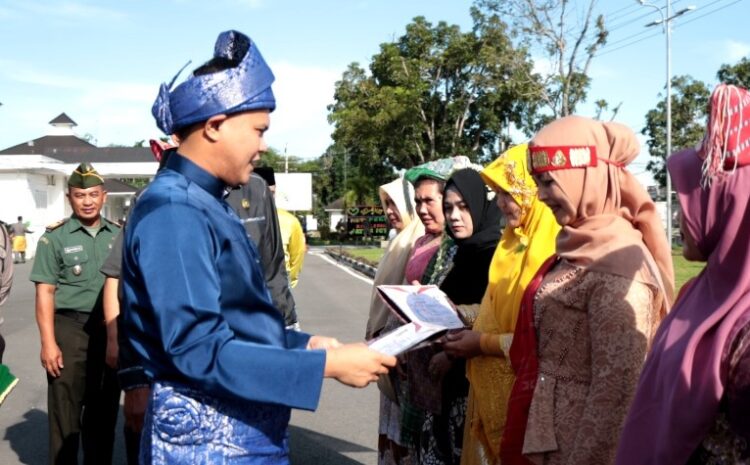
[141,381,291,465]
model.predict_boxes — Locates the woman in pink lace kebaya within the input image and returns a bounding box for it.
[501,116,673,465]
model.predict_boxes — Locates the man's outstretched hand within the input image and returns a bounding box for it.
[324,343,396,388]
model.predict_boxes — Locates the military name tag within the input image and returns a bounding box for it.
[64,245,84,254]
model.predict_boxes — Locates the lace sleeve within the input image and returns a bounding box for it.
[566,274,656,465]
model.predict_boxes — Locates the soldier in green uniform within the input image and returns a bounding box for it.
[30,162,121,465]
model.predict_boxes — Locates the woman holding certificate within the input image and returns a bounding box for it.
[370,176,424,465]
[377,156,478,465]
[502,116,673,465]
[442,145,559,465]
[410,168,502,465]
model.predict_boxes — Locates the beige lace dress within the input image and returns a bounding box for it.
[522,261,662,465]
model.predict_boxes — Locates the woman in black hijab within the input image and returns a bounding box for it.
[439,169,503,304]
[412,168,502,465]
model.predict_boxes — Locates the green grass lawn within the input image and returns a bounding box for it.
[347,247,386,263]
[673,249,705,293]
[345,246,703,294]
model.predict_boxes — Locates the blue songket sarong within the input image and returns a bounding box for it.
[142,382,290,464]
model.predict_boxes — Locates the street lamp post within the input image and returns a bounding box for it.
[284,143,290,173]
[342,150,348,245]
[638,0,695,246]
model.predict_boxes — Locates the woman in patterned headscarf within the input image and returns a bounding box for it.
[377,157,481,465]
[441,145,559,465]
[503,116,673,465]
[411,168,502,465]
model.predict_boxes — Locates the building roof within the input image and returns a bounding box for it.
[103,178,138,194]
[0,114,157,165]
[0,137,156,164]
[45,146,156,164]
[0,135,95,155]
[49,113,77,126]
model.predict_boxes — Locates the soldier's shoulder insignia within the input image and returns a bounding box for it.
[46,219,68,232]
[39,236,49,245]
[103,217,122,229]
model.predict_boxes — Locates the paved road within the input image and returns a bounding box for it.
[0,248,381,464]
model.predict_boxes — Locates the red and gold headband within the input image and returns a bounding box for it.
[529,145,599,174]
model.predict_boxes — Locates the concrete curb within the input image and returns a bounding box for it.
[324,250,377,279]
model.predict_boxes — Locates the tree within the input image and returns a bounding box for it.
[717,57,750,88]
[641,57,749,186]
[327,12,542,189]
[301,145,381,234]
[81,133,98,145]
[594,99,622,121]
[478,0,607,120]
[642,75,710,186]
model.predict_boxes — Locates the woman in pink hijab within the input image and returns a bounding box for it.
[617,84,750,464]
[501,115,673,465]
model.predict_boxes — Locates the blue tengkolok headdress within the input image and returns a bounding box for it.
[152,30,276,135]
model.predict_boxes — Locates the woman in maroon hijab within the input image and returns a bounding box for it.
[617,84,750,464]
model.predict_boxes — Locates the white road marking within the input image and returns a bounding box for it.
[311,251,375,285]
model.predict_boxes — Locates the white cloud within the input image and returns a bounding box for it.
[5,0,126,21]
[266,61,342,158]
[723,39,750,62]
[80,82,155,106]
[531,56,554,76]
[589,62,617,79]
[0,58,344,154]
[170,0,262,6]
[57,2,127,20]
[0,59,159,146]
[80,105,157,146]
[532,54,615,80]
[230,0,263,8]
[0,60,153,105]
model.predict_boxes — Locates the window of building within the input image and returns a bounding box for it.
[32,189,48,209]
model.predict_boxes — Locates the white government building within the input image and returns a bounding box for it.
[0,113,158,259]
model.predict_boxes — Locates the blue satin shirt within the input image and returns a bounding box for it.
[121,153,325,411]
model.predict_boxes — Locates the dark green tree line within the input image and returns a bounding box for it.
[327,11,543,189]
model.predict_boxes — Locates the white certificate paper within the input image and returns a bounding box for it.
[367,285,465,355]
[367,322,444,356]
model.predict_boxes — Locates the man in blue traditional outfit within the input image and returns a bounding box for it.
[121,30,396,464]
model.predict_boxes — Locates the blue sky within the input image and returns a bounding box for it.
[0,0,748,185]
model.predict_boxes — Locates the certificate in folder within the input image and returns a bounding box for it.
[367,285,466,356]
